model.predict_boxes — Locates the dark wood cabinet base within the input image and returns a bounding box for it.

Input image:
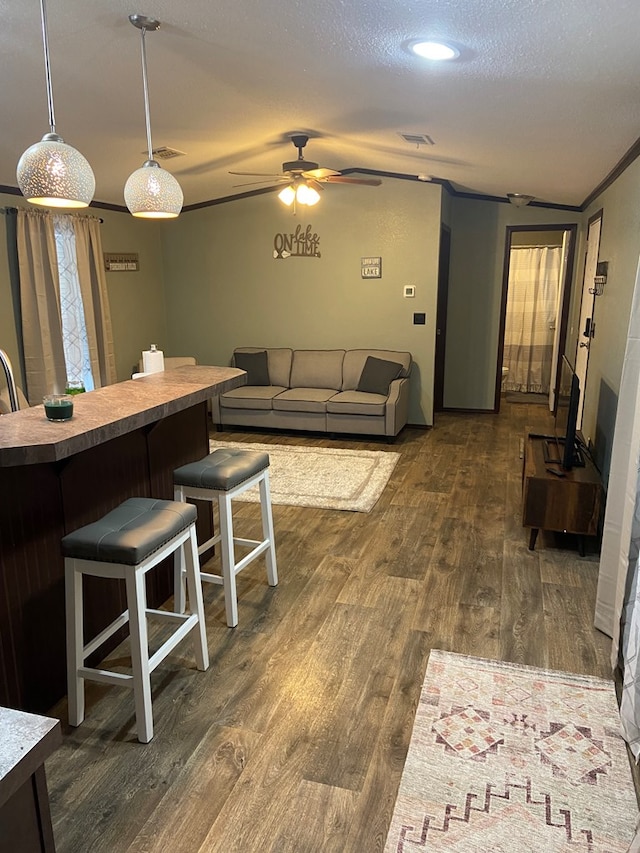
[522,432,603,552]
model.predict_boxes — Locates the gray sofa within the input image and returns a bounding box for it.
[211,347,412,438]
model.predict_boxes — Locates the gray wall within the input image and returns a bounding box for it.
[578,157,640,478]
[444,198,582,410]
[161,179,442,426]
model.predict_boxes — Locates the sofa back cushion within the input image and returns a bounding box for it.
[342,349,412,391]
[290,349,345,390]
[233,347,292,387]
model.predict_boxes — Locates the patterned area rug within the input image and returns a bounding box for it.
[385,650,638,852]
[208,440,399,512]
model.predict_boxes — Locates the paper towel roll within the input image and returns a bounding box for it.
[142,346,165,374]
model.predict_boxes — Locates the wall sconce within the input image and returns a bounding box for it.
[590,261,608,296]
[507,193,535,207]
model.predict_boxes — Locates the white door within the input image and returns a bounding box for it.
[548,230,570,412]
[574,215,602,428]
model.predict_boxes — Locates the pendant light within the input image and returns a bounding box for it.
[124,15,183,219]
[16,0,95,208]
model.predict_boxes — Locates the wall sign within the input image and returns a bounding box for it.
[273,224,321,259]
[104,252,139,272]
[361,256,382,278]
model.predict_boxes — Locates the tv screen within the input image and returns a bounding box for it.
[554,355,582,470]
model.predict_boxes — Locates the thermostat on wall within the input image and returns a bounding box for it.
[404,285,416,298]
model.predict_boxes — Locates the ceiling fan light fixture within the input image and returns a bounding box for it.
[17,0,95,208]
[410,40,459,61]
[278,185,296,206]
[125,14,183,219]
[297,183,320,206]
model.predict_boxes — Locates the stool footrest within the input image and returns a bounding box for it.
[84,609,130,659]
[78,667,134,687]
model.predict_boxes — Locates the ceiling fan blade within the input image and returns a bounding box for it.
[321,176,382,186]
[306,179,325,191]
[228,171,287,178]
[302,167,341,179]
[231,179,287,188]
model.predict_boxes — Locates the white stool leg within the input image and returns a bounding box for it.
[219,492,239,628]
[65,558,85,727]
[183,525,209,671]
[259,470,278,587]
[125,568,154,743]
[173,485,187,614]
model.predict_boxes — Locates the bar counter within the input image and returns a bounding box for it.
[0,366,245,713]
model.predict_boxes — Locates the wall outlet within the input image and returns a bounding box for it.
[404,285,416,298]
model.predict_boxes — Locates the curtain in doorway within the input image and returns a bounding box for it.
[596,251,640,765]
[503,246,561,393]
[14,209,116,403]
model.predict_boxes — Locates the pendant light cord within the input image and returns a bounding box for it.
[39,0,56,134]
[139,25,154,161]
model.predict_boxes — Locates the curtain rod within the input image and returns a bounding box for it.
[1,206,104,223]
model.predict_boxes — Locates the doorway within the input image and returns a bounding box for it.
[495,224,577,412]
[573,211,602,429]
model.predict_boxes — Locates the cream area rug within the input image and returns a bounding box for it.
[208,440,399,512]
[385,650,639,852]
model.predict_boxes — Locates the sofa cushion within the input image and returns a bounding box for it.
[342,349,412,390]
[273,388,337,413]
[327,390,387,417]
[234,348,293,388]
[220,386,287,411]
[356,356,403,395]
[290,350,345,390]
[233,350,270,385]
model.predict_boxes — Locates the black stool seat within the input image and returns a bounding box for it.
[174,448,269,492]
[61,497,197,566]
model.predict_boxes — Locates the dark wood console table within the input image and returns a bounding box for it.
[522,431,603,555]
[0,366,245,714]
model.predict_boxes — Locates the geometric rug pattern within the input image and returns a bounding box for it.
[209,440,399,512]
[385,650,639,852]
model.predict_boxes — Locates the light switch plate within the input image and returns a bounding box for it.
[404,285,415,297]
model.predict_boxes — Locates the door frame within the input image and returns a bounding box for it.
[573,210,603,429]
[494,223,578,413]
[433,224,451,413]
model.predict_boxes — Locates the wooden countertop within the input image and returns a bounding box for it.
[0,365,245,467]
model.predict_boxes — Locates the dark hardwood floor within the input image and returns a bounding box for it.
[45,403,616,852]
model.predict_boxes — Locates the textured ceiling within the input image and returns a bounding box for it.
[2,0,640,209]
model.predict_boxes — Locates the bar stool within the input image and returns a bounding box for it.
[173,448,278,628]
[62,497,209,743]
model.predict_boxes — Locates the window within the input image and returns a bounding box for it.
[53,215,95,391]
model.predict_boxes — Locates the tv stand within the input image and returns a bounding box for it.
[522,431,603,555]
[542,437,584,468]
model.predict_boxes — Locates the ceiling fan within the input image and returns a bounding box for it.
[229,133,382,207]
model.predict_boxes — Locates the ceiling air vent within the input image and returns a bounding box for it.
[146,146,186,160]
[399,132,435,146]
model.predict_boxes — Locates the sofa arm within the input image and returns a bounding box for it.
[385,377,410,436]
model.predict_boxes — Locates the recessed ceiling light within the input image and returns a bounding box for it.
[410,40,459,61]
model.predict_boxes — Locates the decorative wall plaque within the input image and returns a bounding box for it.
[104,253,139,272]
[273,224,321,259]
[361,256,382,278]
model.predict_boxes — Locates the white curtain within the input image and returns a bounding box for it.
[596,251,640,765]
[503,246,561,393]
